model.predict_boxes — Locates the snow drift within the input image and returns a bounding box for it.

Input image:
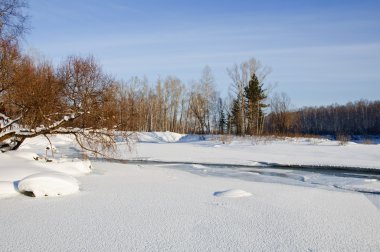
[17,172,79,197]
[213,189,252,198]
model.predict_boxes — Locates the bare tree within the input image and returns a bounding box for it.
[0,39,20,94]
[200,66,217,133]
[266,92,293,134]
[227,64,245,135]
[164,76,183,132]
[188,86,207,134]
[0,55,123,156]
[0,0,28,42]
[0,0,26,100]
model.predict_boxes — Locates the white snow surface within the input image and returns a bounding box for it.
[0,181,17,196]
[17,172,79,197]
[213,189,252,197]
[1,163,380,251]
[1,132,380,251]
[0,135,90,198]
[124,134,380,169]
[132,131,184,143]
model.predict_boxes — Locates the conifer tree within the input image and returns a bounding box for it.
[230,97,242,135]
[218,108,226,134]
[217,97,226,134]
[244,73,268,135]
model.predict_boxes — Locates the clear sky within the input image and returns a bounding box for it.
[26,0,380,107]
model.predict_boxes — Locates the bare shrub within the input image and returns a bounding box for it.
[251,135,275,145]
[362,138,375,145]
[336,134,351,145]
[218,134,232,144]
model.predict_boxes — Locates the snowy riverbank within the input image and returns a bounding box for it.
[125,132,380,169]
[1,162,380,251]
[1,132,380,251]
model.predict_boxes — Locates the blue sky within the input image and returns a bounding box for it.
[26,0,380,107]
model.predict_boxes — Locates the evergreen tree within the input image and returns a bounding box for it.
[218,108,226,134]
[230,97,242,135]
[217,97,226,134]
[226,112,232,135]
[244,73,268,135]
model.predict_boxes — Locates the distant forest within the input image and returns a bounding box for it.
[1,0,379,146]
[266,99,380,136]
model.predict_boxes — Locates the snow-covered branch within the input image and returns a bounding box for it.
[0,113,22,131]
[0,113,84,151]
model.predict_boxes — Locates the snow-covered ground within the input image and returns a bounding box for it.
[1,132,380,251]
[125,133,380,169]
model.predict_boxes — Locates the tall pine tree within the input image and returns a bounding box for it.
[244,73,268,135]
[230,97,243,135]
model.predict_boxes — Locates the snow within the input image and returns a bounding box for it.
[17,172,79,197]
[1,132,380,250]
[132,131,184,143]
[213,189,252,197]
[123,134,380,169]
[335,179,380,194]
[0,181,18,196]
[0,152,91,181]
[0,135,90,197]
[1,163,380,251]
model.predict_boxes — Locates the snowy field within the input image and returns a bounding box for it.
[1,132,380,251]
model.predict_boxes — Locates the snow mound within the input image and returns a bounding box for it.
[18,172,79,197]
[213,189,252,198]
[178,134,207,142]
[0,181,18,196]
[135,132,184,143]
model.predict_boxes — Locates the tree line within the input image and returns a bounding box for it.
[265,98,380,136]
[1,33,379,145]
[0,1,272,141]
[1,0,379,155]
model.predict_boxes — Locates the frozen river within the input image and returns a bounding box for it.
[101,158,380,196]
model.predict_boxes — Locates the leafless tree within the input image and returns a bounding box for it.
[266,92,294,134]
[187,67,218,134]
[293,100,380,136]
[0,0,28,42]
[0,39,20,94]
[0,55,125,156]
